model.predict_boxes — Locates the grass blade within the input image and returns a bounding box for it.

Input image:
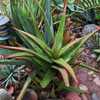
[52,15,66,58]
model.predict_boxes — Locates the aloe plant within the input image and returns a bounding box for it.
[0,0,98,90]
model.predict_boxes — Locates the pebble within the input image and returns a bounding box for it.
[91,54,97,59]
[91,93,99,100]
[0,88,12,100]
[88,71,94,75]
[93,77,100,86]
[81,94,88,100]
[79,84,88,92]
[93,74,97,78]
[64,92,81,100]
[23,89,38,100]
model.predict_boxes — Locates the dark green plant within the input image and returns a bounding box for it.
[0,0,97,89]
[53,0,100,25]
[0,65,26,88]
[71,0,100,12]
[9,0,55,46]
[70,0,100,24]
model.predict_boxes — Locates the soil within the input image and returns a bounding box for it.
[75,49,100,100]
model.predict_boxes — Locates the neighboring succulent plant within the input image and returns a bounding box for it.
[0,65,26,87]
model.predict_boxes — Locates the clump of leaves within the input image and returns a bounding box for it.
[70,0,100,25]
[0,0,98,92]
[0,65,26,88]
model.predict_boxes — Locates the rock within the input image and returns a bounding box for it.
[88,71,94,75]
[76,68,88,84]
[81,94,88,100]
[91,54,97,59]
[82,24,97,35]
[40,91,48,99]
[0,16,10,26]
[79,84,88,92]
[64,92,81,100]
[93,77,100,86]
[0,88,12,100]
[91,93,99,100]
[93,74,97,78]
[23,89,38,100]
[82,24,99,48]
[95,91,100,99]
[86,81,99,93]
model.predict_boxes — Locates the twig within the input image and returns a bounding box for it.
[17,76,32,100]
[80,63,100,73]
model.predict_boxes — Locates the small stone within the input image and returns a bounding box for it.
[82,24,96,35]
[93,74,97,78]
[0,16,10,26]
[64,92,81,100]
[88,71,94,75]
[91,93,99,100]
[93,77,100,86]
[0,88,12,100]
[23,89,38,100]
[91,54,97,59]
[77,69,88,84]
[79,84,88,92]
[81,94,88,100]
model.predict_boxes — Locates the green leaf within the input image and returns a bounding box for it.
[40,69,55,88]
[5,52,32,58]
[24,0,41,35]
[0,45,51,63]
[53,58,78,84]
[53,66,70,87]
[59,38,82,56]
[63,86,84,93]
[0,59,26,65]
[73,0,100,12]
[10,0,41,36]
[97,56,100,61]
[17,32,50,58]
[63,31,97,62]
[94,49,100,53]
[0,49,15,54]
[52,15,66,58]
[44,0,54,45]
[14,28,52,57]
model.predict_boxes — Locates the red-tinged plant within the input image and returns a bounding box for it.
[0,0,99,99]
[0,0,98,89]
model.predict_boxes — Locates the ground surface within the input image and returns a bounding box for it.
[75,49,100,100]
